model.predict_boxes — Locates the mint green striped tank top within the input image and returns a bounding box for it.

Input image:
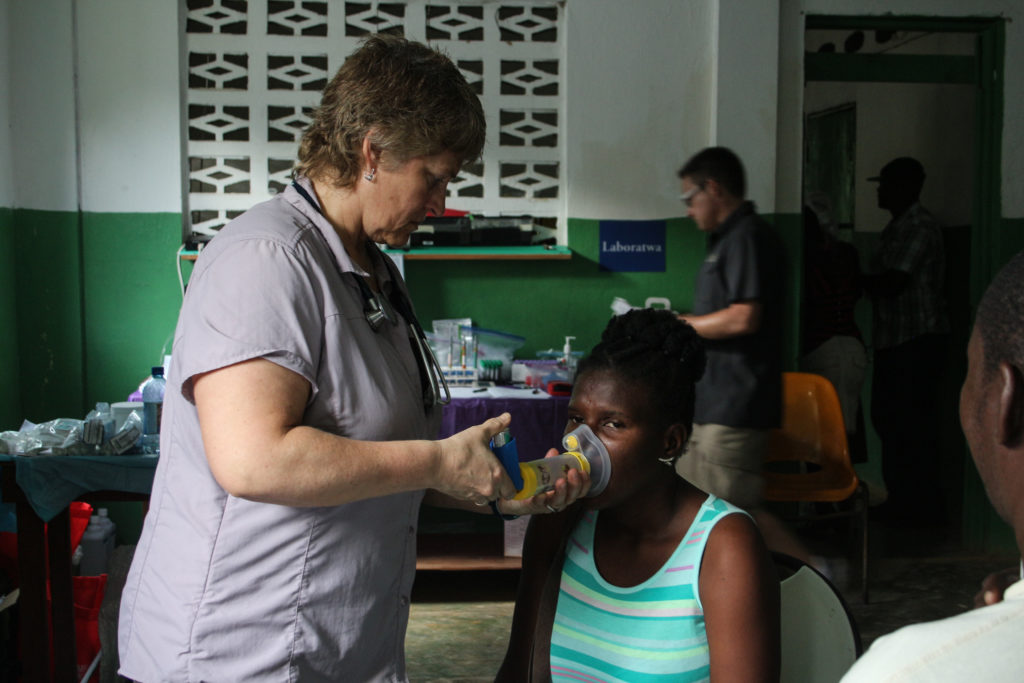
[550,494,747,682]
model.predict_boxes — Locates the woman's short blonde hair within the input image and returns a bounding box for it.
[296,34,485,187]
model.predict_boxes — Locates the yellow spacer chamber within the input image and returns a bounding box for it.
[512,450,591,500]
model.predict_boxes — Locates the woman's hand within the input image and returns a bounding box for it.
[494,447,592,517]
[432,413,517,505]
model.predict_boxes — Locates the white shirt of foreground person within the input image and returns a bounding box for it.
[841,577,1024,682]
[118,177,440,681]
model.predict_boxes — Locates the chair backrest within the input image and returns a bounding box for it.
[774,552,862,683]
[764,372,858,502]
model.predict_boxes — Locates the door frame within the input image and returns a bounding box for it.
[805,15,1004,300]
[803,15,1007,549]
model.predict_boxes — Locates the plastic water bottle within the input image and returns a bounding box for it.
[78,509,116,576]
[142,366,166,453]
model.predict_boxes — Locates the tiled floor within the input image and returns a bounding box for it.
[405,520,1018,683]
[407,571,517,683]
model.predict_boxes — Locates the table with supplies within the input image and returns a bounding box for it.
[0,454,156,683]
[0,388,570,679]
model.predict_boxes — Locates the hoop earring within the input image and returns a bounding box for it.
[363,168,376,182]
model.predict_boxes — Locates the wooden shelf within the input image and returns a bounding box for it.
[181,245,571,262]
[416,533,522,571]
[384,245,571,260]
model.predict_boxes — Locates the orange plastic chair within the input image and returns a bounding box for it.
[764,372,870,602]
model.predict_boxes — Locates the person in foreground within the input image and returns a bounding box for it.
[118,36,586,682]
[497,309,780,683]
[841,250,1024,682]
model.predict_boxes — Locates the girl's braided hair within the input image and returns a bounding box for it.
[577,309,706,455]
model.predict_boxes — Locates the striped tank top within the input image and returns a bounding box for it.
[550,494,747,683]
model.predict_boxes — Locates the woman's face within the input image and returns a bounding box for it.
[566,369,679,508]
[361,149,460,248]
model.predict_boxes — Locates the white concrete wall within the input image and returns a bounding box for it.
[77,0,182,213]
[564,0,716,221]
[0,0,11,208]
[713,1,781,212]
[9,0,77,211]
[5,0,1022,224]
[6,0,181,213]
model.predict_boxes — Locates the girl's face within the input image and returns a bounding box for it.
[566,368,682,508]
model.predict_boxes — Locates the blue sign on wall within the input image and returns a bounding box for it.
[598,220,666,272]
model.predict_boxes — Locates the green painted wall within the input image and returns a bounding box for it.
[406,218,705,357]
[12,210,85,422]
[405,213,804,372]
[9,210,181,424]
[9,209,1021,549]
[80,212,182,406]
[0,208,20,430]
[8,209,182,543]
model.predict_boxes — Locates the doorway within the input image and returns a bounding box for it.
[802,15,1006,549]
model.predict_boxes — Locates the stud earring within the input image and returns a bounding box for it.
[364,168,376,182]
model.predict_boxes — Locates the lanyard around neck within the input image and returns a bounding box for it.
[290,180,449,407]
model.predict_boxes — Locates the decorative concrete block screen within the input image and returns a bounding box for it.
[184,0,563,236]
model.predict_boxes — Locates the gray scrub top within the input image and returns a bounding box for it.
[118,178,441,682]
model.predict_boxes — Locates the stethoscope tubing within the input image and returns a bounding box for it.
[291,180,451,407]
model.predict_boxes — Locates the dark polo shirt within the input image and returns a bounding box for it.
[692,201,784,429]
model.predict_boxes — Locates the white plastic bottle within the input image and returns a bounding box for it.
[142,366,166,454]
[562,336,578,381]
[78,509,116,576]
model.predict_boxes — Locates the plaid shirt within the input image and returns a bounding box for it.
[871,202,949,349]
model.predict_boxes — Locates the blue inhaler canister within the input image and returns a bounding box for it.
[490,429,524,491]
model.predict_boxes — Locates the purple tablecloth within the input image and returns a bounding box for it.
[439,396,570,462]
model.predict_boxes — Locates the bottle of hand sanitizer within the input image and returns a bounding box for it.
[562,336,577,381]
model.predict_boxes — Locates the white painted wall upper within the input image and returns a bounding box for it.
[9,0,77,211]
[77,0,182,213]
[0,0,12,208]
[564,0,715,221]
[713,0,781,213]
[563,0,785,220]
[6,0,1023,221]
[7,0,181,213]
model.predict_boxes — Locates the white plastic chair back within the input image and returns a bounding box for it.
[777,554,861,683]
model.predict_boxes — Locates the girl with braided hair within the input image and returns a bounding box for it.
[498,309,780,683]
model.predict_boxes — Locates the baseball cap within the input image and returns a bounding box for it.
[867,157,925,183]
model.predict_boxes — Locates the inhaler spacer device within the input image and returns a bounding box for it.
[490,424,612,500]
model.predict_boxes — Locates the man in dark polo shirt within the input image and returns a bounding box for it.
[674,147,807,557]
[675,146,783,506]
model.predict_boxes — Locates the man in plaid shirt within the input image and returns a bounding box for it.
[864,157,950,530]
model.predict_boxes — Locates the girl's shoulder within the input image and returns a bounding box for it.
[700,499,768,574]
[700,493,753,520]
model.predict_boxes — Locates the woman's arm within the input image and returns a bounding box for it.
[495,512,572,682]
[423,447,591,517]
[700,513,781,682]
[194,357,516,506]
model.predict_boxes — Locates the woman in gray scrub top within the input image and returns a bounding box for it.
[117,35,589,682]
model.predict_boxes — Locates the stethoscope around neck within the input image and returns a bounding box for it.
[291,180,451,408]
